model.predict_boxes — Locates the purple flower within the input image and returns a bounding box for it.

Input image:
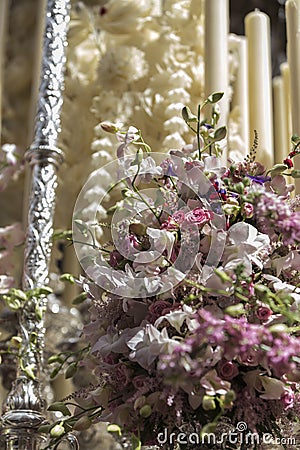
[247,174,271,184]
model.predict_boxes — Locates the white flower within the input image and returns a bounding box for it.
[98,46,148,92]
[127,324,177,369]
[223,222,270,272]
[154,304,196,333]
[96,0,156,34]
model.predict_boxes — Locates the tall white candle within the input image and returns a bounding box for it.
[286,0,300,193]
[280,62,292,154]
[0,0,9,146]
[286,0,300,135]
[229,34,249,156]
[204,0,229,162]
[245,10,274,169]
[273,76,288,163]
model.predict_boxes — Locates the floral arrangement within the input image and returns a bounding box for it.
[43,94,300,449]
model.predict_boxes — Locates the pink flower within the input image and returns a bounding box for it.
[281,389,294,410]
[184,208,213,226]
[172,210,186,225]
[256,306,272,322]
[161,211,185,230]
[238,349,260,366]
[217,360,239,380]
[242,202,254,218]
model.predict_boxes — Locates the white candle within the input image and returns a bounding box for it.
[0,0,9,146]
[273,76,288,164]
[229,34,249,156]
[245,10,274,169]
[280,62,292,154]
[286,0,300,135]
[286,0,300,193]
[204,0,229,161]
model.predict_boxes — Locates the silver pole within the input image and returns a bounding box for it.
[0,1,78,449]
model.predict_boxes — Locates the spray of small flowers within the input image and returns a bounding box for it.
[44,94,300,449]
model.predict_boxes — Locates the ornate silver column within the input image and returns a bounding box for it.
[0,1,78,449]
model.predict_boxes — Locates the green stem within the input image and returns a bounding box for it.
[197,104,201,159]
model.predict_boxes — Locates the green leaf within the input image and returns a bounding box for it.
[290,169,300,178]
[65,363,77,379]
[50,367,60,379]
[213,126,227,141]
[60,273,75,284]
[207,92,224,103]
[37,424,52,434]
[72,292,87,305]
[131,434,141,450]
[30,286,53,297]
[48,402,71,416]
[182,106,197,123]
[48,354,64,364]
[267,164,288,177]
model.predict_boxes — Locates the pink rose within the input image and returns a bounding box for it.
[256,306,272,322]
[238,349,259,366]
[281,389,294,410]
[217,360,239,380]
[184,208,213,226]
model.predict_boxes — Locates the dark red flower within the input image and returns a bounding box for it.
[283,158,293,168]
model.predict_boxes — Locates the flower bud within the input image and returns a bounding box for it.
[224,390,236,407]
[100,121,119,133]
[225,303,245,317]
[134,396,146,410]
[202,395,216,411]
[268,324,289,334]
[10,336,22,347]
[139,404,152,418]
[65,363,77,379]
[50,423,65,437]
